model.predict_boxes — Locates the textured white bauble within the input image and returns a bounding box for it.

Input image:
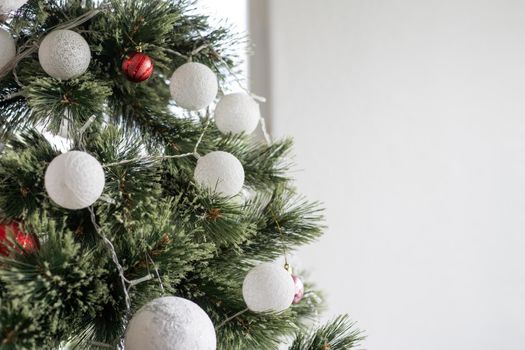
[45,151,105,210]
[125,296,216,350]
[0,28,15,71]
[38,29,91,80]
[214,93,260,135]
[242,262,296,313]
[194,151,244,197]
[0,0,28,13]
[170,62,218,111]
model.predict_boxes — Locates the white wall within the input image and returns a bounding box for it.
[255,1,525,349]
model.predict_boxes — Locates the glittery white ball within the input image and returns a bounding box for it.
[125,296,216,350]
[0,28,15,71]
[0,0,27,13]
[170,62,218,111]
[194,151,244,197]
[44,151,105,210]
[38,29,91,80]
[214,93,260,135]
[242,263,296,313]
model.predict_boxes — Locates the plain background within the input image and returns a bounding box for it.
[248,0,525,349]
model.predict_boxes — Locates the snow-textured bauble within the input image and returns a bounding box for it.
[0,222,38,256]
[0,0,27,13]
[194,151,244,197]
[38,29,91,80]
[125,296,216,350]
[214,93,261,135]
[242,263,296,313]
[0,28,15,70]
[292,275,305,304]
[122,51,154,82]
[170,62,218,110]
[45,151,105,210]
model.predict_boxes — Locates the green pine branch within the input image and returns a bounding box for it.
[0,0,362,348]
[288,315,365,350]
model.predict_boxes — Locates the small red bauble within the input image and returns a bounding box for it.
[122,51,154,83]
[292,274,305,304]
[0,222,38,256]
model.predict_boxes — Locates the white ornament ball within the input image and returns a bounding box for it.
[214,93,260,135]
[125,296,216,350]
[170,62,218,111]
[0,28,15,71]
[194,151,244,197]
[38,29,91,80]
[0,0,27,13]
[242,262,296,313]
[45,151,105,210]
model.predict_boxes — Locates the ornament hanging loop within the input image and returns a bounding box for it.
[270,208,290,269]
[260,117,272,145]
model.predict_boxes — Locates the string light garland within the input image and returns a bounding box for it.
[3,5,293,342]
[0,2,349,349]
[88,206,133,310]
[157,42,272,141]
[91,31,287,330]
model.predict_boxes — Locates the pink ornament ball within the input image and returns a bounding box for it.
[292,275,304,304]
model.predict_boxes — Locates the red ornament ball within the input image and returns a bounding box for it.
[0,222,38,257]
[122,51,154,82]
[292,274,305,304]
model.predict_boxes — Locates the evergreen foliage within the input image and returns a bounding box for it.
[289,316,365,350]
[0,0,363,348]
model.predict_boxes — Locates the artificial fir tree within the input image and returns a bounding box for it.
[0,1,364,349]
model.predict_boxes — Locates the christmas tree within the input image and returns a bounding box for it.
[0,1,364,349]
